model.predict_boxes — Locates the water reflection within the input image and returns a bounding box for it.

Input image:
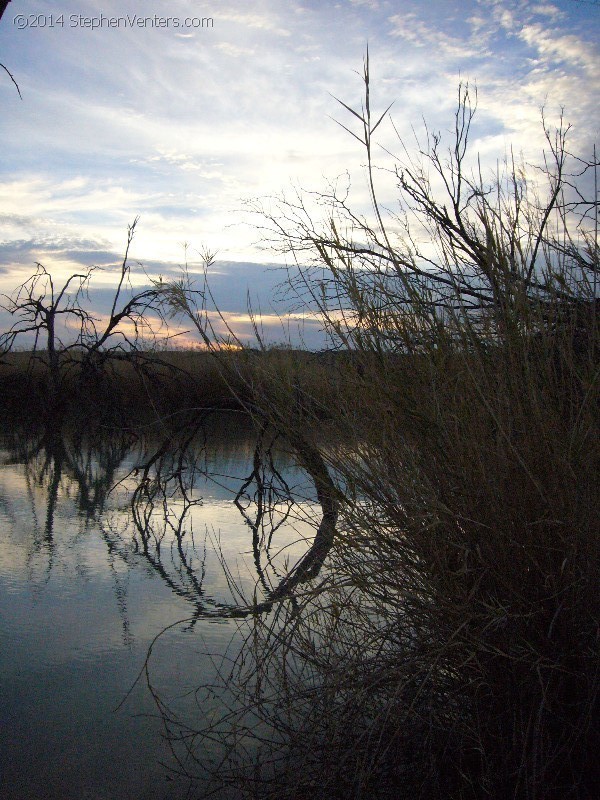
[1,410,339,621]
[0,411,337,799]
[0,423,134,586]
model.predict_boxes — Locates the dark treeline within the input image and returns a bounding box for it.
[0,346,365,422]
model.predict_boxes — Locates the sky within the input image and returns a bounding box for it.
[0,0,598,348]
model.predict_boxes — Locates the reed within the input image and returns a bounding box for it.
[159,61,599,800]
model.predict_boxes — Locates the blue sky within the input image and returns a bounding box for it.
[0,0,598,347]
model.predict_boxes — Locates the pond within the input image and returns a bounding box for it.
[0,412,324,800]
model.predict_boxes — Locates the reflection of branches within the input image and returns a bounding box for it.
[102,410,340,795]
[4,408,339,619]
[128,464,254,627]
[234,421,294,597]
[266,436,338,604]
[127,416,241,626]
[12,423,132,520]
[66,430,134,521]
[1,419,135,590]
[127,412,338,621]
[231,424,339,613]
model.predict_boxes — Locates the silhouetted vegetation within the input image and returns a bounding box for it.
[157,60,599,800]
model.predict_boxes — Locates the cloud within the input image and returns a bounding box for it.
[218,8,292,37]
[0,0,597,350]
[215,42,257,57]
[518,22,600,76]
[529,3,565,22]
[388,12,488,60]
[0,256,330,350]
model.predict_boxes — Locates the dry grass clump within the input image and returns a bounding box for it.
[166,305,597,800]
[157,64,599,799]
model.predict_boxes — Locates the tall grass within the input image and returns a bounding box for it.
[159,62,599,799]
[160,303,597,800]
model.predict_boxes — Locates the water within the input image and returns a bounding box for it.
[0,413,321,799]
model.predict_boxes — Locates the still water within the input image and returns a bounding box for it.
[0,413,320,799]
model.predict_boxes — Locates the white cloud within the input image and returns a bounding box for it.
[530,3,565,22]
[518,22,600,76]
[217,8,292,37]
[215,42,257,57]
[0,0,598,345]
[388,13,487,60]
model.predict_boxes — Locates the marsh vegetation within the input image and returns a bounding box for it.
[153,67,599,799]
[1,60,598,799]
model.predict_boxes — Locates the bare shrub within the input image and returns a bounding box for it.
[161,54,599,800]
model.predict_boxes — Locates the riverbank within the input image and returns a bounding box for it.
[0,347,371,424]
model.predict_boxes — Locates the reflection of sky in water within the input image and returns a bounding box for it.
[0,415,321,799]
